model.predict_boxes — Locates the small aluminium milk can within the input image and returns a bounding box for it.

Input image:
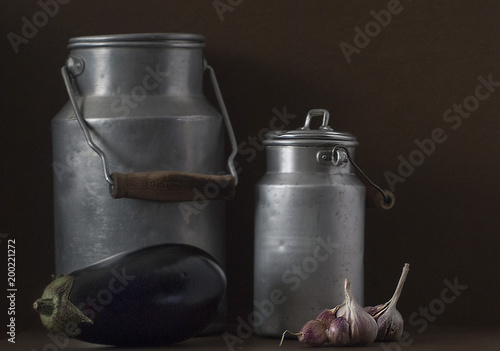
[253,109,393,336]
[52,34,238,276]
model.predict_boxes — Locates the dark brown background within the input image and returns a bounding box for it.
[1,0,499,337]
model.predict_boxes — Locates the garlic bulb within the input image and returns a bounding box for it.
[365,263,410,341]
[280,319,328,347]
[325,279,378,346]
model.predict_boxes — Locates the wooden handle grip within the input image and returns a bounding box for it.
[365,187,395,210]
[110,171,236,202]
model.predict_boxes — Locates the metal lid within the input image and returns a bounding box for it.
[67,33,205,49]
[264,109,358,146]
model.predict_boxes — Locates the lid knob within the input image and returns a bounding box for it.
[299,109,333,131]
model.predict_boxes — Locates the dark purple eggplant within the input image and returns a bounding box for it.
[33,243,226,346]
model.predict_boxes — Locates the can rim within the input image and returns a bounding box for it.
[68,33,206,49]
[263,129,358,146]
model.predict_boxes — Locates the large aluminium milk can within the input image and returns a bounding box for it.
[52,34,238,276]
[253,109,393,336]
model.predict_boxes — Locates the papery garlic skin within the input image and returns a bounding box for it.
[365,263,410,342]
[297,320,328,347]
[342,300,378,346]
[326,316,350,346]
[279,320,328,347]
[326,279,378,346]
[316,308,338,326]
[364,304,383,316]
[376,308,403,341]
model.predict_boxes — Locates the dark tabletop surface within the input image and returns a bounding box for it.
[4,325,500,351]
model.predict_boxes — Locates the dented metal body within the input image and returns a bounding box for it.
[52,34,227,275]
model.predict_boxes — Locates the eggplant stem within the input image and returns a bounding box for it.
[33,299,55,316]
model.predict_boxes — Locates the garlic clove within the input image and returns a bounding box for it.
[345,279,378,345]
[326,316,350,346]
[316,307,338,326]
[298,320,328,347]
[279,319,327,347]
[365,263,410,342]
[375,308,403,341]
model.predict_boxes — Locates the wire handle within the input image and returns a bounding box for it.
[332,145,395,210]
[205,62,239,185]
[62,65,114,186]
[61,59,238,201]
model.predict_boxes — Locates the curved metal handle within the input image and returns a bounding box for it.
[332,145,395,210]
[205,62,239,185]
[300,109,333,131]
[61,59,238,201]
[62,65,114,186]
